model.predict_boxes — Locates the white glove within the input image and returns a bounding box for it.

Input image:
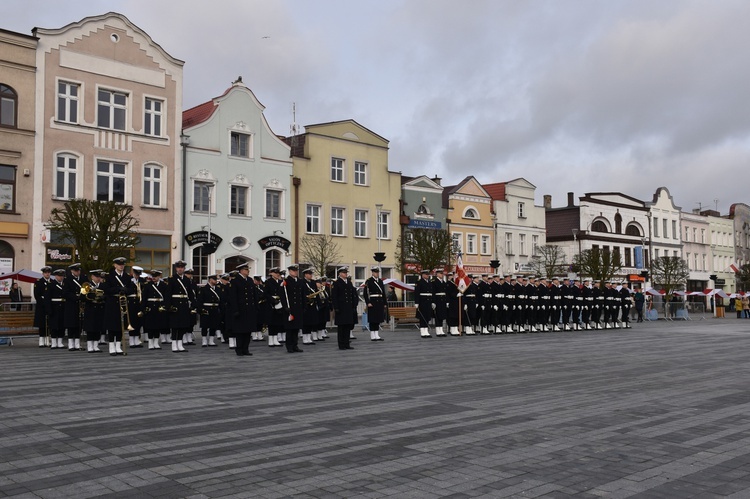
[446,303,450,308]
[463,305,468,310]
[493,305,498,311]
[503,305,508,311]
[457,293,462,298]
[481,305,485,310]
[553,306,557,310]
[431,303,436,310]
[541,305,546,310]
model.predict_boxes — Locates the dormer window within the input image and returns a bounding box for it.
[463,207,478,219]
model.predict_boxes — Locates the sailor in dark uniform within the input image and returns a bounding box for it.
[548,277,561,331]
[182,269,199,345]
[591,280,603,329]
[168,260,194,352]
[462,275,480,335]
[46,269,66,349]
[581,278,593,329]
[526,276,539,332]
[102,257,136,356]
[619,281,633,328]
[281,264,304,353]
[252,275,266,342]
[63,263,84,351]
[478,274,493,334]
[301,269,320,345]
[414,269,433,338]
[316,277,332,340]
[331,267,356,350]
[445,272,461,335]
[264,268,285,347]
[199,274,222,347]
[537,277,550,332]
[128,265,145,348]
[228,263,258,356]
[33,266,52,347]
[363,266,387,340]
[142,270,169,350]
[217,273,231,343]
[82,270,106,353]
[570,278,582,330]
[500,274,514,333]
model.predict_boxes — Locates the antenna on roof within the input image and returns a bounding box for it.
[714,198,719,212]
[290,102,299,147]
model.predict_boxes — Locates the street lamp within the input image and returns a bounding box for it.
[645,211,653,288]
[374,204,385,272]
[179,133,190,260]
[572,228,581,279]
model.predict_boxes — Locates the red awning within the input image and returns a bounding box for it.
[0,269,43,283]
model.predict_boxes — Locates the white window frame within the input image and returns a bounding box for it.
[96,87,127,131]
[462,206,479,219]
[265,189,283,220]
[306,204,322,234]
[193,180,215,214]
[331,158,344,182]
[354,209,368,238]
[142,163,165,208]
[95,159,128,203]
[518,202,526,218]
[331,206,345,236]
[377,210,391,240]
[653,217,659,238]
[230,131,253,158]
[53,152,80,200]
[354,161,368,186]
[532,235,540,256]
[519,233,527,256]
[505,232,513,255]
[466,233,477,255]
[144,96,164,137]
[480,234,491,255]
[230,184,250,216]
[56,80,80,124]
[452,232,463,253]
[672,220,677,240]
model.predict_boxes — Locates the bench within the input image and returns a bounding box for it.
[388,306,419,331]
[0,310,37,334]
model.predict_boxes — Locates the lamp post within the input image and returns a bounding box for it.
[645,211,653,289]
[179,133,190,260]
[374,204,385,272]
[572,228,581,279]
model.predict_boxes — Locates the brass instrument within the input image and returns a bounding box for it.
[80,282,104,301]
[119,294,133,356]
[306,288,324,304]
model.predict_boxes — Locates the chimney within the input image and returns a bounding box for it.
[543,195,552,209]
[567,192,575,207]
[432,176,441,186]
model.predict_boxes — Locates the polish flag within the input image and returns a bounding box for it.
[454,253,470,292]
[730,263,740,273]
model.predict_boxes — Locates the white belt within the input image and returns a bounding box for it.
[369,294,382,297]
[51,298,65,302]
[147,298,163,302]
[419,293,432,296]
[172,294,189,298]
[434,293,446,296]
[465,294,476,297]
[202,303,219,307]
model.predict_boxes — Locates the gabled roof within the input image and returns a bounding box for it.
[442,176,490,208]
[403,175,443,190]
[183,100,218,129]
[303,119,389,144]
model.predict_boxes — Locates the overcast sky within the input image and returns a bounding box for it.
[5,0,749,214]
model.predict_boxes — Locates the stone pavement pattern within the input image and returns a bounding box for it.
[2,320,750,498]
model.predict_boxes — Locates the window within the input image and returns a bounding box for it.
[144,98,163,136]
[143,164,162,207]
[97,89,126,130]
[193,181,212,212]
[57,81,79,123]
[702,254,706,271]
[464,207,478,219]
[653,217,659,237]
[452,232,463,252]
[134,234,171,275]
[532,235,539,256]
[591,220,608,233]
[331,207,345,236]
[230,185,248,215]
[663,219,668,239]
[306,204,321,233]
[701,229,705,244]
[54,154,77,199]
[615,213,622,233]
[230,132,251,158]
[654,248,660,259]
[331,158,344,182]
[481,235,490,255]
[0,165,15,212]
[686,252,691,270]
[96,160,126,203]
[613,247,621,266]
[377,211,390,239]
[192,246,209,284]
[466,234,477,254]
[684,227,690,241]
[519,234,527,255]
[354,162,367,185]
[265,250,281,272]
[518,202,525,218]
[625,224,641,237]
[672,220,677,239]
[0,84,17,128]
[625,247,632,267]
[505,233,513,255]
[265,189,281,219]
[354,209,368,237]
[693,253,698,270]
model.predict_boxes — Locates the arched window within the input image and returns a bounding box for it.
[625,223,642,237]
[463,207,478,219]
[265,250,281,273]
[416,204,430,215]
[591,220,608,233]
[0,84,17,128]
[0,239,14,259]
[614,213,622,234]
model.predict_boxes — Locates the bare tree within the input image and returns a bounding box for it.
[736,263,750,292]
[529,244,568,278]
[299,234,342,278]
[574,248,623,282]
[395,228,458,274]
[651,256,690,297]
[46,199,141,271]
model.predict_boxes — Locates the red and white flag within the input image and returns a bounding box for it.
[454,253,470,292]
[729,263,740,273]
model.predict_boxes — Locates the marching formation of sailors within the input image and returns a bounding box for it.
[415,270,634,338]
[30,259,372,357]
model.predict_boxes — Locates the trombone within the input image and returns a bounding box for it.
[119,294,133,355]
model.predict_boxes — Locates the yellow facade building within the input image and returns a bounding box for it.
[287,120,401,286]
[444,176,495,275]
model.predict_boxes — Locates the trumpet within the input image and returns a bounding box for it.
[306,289,325,304]
[81,282,104,300]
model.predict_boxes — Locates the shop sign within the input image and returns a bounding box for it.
[258,235,291,251]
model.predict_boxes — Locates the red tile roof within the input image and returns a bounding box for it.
[483,182,507,201]
[182,100,218,129]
